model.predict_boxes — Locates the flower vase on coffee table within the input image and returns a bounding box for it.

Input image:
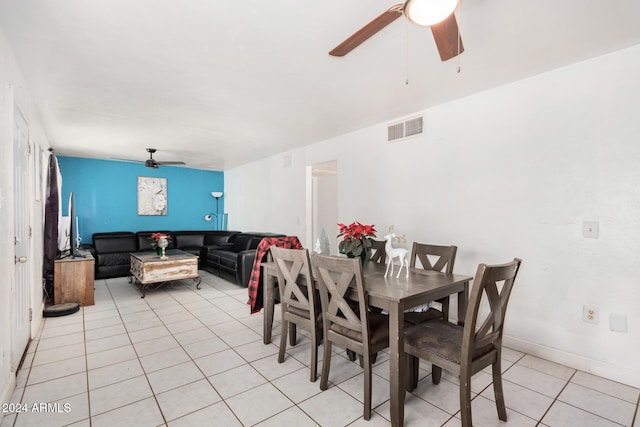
[158,237,169,259]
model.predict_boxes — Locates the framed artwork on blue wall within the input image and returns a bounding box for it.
[138,176,167,215]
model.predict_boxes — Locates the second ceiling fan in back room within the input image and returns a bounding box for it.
[329,0,464,61]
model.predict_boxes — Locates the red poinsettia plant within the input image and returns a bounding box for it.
[149,232,171,250]
[337,222,377,257]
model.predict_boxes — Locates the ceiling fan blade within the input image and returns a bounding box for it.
[110,158,185,167]
[156,161,186,165]
[430,12,464,61]
[329,4,403,57]
[111,158,143,163]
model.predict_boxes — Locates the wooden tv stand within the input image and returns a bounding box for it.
[53,250,95,306]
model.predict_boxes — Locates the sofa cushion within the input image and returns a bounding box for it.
[96,252,132,268]
[203,231,240,246]
[230,234,257,252]
[95,264,131,280]
[243,233,287,250]
[217,251,239,270]
[174,232,205,249]
[93,232,137,253]
[136,231,174,251]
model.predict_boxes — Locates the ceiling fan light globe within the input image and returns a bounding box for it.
[404,0,457,26]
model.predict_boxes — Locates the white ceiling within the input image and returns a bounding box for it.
[1,0,640,171]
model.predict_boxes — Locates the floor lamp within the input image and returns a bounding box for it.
[204,191,223,230]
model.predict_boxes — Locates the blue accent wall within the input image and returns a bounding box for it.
[57,156,224,244]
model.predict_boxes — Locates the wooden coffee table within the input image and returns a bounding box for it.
[129,249,201,297]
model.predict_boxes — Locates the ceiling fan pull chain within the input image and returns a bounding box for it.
[405,18,410,85]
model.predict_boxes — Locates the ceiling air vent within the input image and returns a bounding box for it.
[387,116,424,142]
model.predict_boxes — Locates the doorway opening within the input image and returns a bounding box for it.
[306,160,337,255]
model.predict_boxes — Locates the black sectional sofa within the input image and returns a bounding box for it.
[205,232,284,287]
[86,230,283,287]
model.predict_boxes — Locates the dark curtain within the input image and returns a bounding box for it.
[43,152,59,303]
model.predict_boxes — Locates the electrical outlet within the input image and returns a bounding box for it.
[583,305,599,324]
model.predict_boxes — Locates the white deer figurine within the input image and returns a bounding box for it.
[384,233,409,278]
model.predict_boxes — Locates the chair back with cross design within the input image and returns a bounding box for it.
[404,258,522,427]
[271,246,321,382]
[311,253,389,420]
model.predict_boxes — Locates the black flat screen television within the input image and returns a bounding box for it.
[68,192,82,258]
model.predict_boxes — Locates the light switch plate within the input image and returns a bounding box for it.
[583,221,599,238]
[610,313,628,333]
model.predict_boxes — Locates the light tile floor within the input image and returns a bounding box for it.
[2,271,639,426]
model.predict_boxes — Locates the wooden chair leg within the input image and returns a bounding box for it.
[459,373,472,427]
[278,319,288,363]
[406,354,419,392]
[320,340,332,390]
[492,360,507,421]
[363,353,372,420]
[289,323,297,346]
[351,350,377,366]
[264,280,275,344]
[431,364,442,384]
[309,326,318,382]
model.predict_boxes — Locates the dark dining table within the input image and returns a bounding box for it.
[260,259,472,426]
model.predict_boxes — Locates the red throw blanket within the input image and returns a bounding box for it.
[247,236,303,313]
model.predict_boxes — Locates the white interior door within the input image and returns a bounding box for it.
[12,105,31,371]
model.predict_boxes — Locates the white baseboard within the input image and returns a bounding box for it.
[0,371,17,424]
[504,335,640,389]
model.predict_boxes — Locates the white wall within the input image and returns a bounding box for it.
[227,44,640,387]
[0,25,49,412]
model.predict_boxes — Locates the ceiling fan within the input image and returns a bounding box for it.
[115,148,186,168]
[329,0,464,61]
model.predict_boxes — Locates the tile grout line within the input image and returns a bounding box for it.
[549,371,635,426]
[10,316,52,426]
[535,369,573,426]
[163,275,359,426]
[104,277,169,426]
[95,274,266,424]
[82,304,92,427]
[631,391,640,427]
[154,277,247,425]
[17,273,640,427]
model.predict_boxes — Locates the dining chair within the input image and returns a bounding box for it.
[406,242,458,325]
[271,246,322,382]
[369,239,387,264]
[311,254,390,421]
[403,258,522,427]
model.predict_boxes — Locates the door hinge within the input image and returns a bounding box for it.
[29,308,33,321]
[29,226,32,238]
